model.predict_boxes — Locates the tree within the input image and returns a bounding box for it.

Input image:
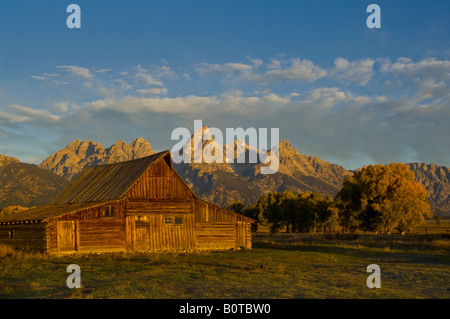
[255,191,334,233]
[289,194,316,232]
[259,192,285,233]
[334,175,363,233]
[228,200,245,215]
[435,215,442,226]
[0,205,32,217]
[335,163,432,234]
[254,191,296,233]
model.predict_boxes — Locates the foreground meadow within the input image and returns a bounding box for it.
[0,232,449,299]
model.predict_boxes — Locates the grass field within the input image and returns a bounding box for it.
[1,229,449,299]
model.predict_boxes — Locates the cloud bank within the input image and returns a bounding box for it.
[3,55,450,170]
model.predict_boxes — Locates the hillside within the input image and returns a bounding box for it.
[0,155,69,209]
[408,163,450,215]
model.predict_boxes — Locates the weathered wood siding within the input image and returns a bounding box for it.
[0,223,46,251]
[127,200,192,214]
[77,219,126,253]
[127,159,192,200]
[194,222,237,250]
[57,221,77,252]
[236,222,252,249]
[194,199,249,223]
[47,200,127,254]
[193,199,252,249]
[127,214,194,251]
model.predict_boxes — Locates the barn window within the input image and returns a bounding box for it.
[174,217,183,225]
[105,205,115,218]
[164,217,172,225]
[8,230,14,239]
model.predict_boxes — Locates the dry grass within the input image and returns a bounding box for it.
[0,233,449,299]
[0,244,46,260]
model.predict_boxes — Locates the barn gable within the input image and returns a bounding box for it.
[126,154,193,201]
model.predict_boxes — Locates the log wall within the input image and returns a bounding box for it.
[46,200,127,254]
[127,214,194,252]
[0,223,46,251]
[127,200,192,214]
[193,199,253,249]
[194,222,237,250]
[77,219,126,253]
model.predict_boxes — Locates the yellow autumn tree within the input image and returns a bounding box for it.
[0,205,32,217]
[336,163,432,234]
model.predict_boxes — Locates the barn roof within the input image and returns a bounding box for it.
[51,150,173,205]
[0,200,116,224]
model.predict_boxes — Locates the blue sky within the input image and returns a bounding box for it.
[0,0,449,170]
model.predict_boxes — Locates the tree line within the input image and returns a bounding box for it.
[228,163,433,234]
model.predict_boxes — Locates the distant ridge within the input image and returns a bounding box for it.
[39,137,156,181]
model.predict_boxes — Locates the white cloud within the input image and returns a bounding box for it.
[52,80,68,85]
[53,102,70,113]
[57,65,94,79]
[87,95,220,114]
[31,75,46,81]
[418,78,447,100]
[195,62,253,76]
[264,58,327,82]
[0,110,30,123]
[42,72,59,77]
[31,72,59,81]
[4,104,60,123]
[380,57,450,79]
[331,57,375,86]
[137,88,168,95]
[95,69,111,73]
[195,56,327,84]
[247,57,263,68]
[114,78,133,91]
[153,64,177,79]
[267,58,281,69]
[133,65,164,86]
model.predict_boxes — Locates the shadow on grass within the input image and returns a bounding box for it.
[252,233,450,266]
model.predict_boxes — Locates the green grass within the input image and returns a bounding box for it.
[0,233,449,299]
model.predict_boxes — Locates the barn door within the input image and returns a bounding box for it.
[58,221,77,252]
[134,217,150,250]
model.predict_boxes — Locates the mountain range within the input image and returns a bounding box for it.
[0,129,448,216]
[39,137,155,181]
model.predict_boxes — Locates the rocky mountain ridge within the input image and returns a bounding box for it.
[39,137,155,181]
[2,132,448,216]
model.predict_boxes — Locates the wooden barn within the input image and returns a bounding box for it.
[0,151,254,255]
